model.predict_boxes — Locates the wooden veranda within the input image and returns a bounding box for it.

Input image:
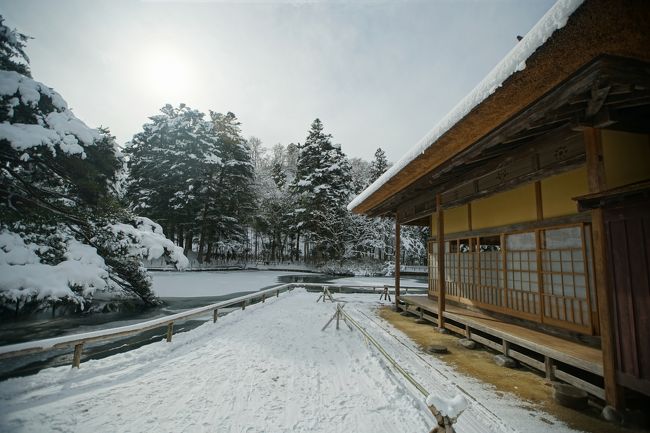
[400,295,604,400]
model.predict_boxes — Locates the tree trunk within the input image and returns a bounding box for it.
[184,230,193,256]
[295,232,301,262]
[205,230,213,263]
[177,228,184,248]
[254,230,258,261]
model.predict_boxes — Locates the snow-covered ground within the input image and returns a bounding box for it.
[151,270,315,297]
[0,289,580,433]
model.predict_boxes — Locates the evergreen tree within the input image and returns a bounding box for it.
[0,16,186,315]
[369,147,389,183]
[125,104,208,240]
[292,119,352,260]
[198,111,255,261]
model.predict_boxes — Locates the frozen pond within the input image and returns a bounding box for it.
[151,270,321,297]
[151,270,427,297]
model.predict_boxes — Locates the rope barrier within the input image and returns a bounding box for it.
[338,306,429,397]
[333,304,469,432]
[355,309,518,433]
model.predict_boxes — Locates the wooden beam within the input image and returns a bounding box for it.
[585,126,622,409]
[436,194,446,329]
[585,127,607,192]
[395,219,401,311]
[535,181,544,220]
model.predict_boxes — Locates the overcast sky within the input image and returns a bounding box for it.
[1,0,555,161]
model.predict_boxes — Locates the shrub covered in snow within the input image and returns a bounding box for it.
[0,16,187,315]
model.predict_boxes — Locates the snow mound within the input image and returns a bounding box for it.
[426,393,468,420]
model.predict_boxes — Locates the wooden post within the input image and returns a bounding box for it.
[262,294,266,303]
[395,219,401,310]
[213,309,218,323]
[584,126,621,409]
[592,207,621,408]
[72,343,84,368]
[166,322,174,342]
[336,305,340,330]
[544,356,555,380]
[436,194,446,330]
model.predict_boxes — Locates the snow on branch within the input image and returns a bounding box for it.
[0,229,109,308]
[109,217,189,270]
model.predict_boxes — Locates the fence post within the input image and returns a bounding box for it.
[166,322,174,342]
[213,309,218,323]
[262,294,266,303]
[72,343,84,368]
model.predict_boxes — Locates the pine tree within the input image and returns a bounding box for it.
[369,147,389,183]
[198,111,255,262]
[292,119,352,260]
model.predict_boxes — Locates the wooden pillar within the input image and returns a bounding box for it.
[436,194,446,330]
[395,219,401,310]
[584,126,621,409]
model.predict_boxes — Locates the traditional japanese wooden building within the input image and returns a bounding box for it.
[349,0,650,412]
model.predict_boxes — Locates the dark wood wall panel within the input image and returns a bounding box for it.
[605,200,650,395]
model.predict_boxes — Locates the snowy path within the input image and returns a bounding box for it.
[0,290,581,433]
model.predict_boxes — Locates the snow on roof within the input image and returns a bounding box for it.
[348,0,584,212]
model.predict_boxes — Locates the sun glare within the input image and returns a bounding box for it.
[137,46,193,101]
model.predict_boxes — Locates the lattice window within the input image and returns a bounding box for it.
[428,223,594,334]
[505,232,540,316]
[477,236,503,306]
[541,226,591,328]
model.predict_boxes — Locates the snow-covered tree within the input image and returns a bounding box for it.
[292,119,352,260]
[197,111,255,262]
[0,17,187,316]
[369,147,389,183]
[349,157,372,195]
[125,104,209,247]
[125,107,255,264]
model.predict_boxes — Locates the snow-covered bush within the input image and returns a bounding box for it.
[0,227,109,312]
[0,16,187,315]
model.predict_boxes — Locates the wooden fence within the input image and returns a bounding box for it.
[0,283,424,369]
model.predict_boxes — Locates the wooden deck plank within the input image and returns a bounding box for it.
[401,295,603,376]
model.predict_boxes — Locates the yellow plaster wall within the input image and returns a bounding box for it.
[602,130,650,189]
[444,204,469,235]
[471,183,537,229]
[430,212,437,235]
[541,167,588,218]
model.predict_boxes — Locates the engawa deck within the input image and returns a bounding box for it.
[400,295,605,399]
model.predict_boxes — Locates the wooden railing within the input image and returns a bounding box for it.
[0,283,425,369]
[0,284,295,367]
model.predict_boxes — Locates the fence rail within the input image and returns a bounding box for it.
[0,283,296,365]
[0,283,423,368]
